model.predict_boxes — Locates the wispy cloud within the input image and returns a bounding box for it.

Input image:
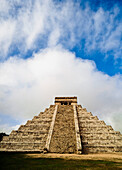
[0,0,121,60]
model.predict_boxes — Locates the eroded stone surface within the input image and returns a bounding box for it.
[49,105,77,153]
[0,97,122,153]
[77,105,122,153]
[0,105,55,152]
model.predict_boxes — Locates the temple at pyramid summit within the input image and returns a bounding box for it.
[0,97,122,153]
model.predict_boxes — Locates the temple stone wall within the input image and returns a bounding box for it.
[77,105,122,153]
[49,105,77,153]
[0,105,55,152]
[55,97,77,105]
[0,97,122,153]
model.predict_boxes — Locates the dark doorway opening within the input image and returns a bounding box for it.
[61,102,71,105]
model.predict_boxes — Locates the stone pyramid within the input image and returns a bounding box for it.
[0,97,122,153]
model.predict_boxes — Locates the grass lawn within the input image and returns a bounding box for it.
[0,153,122,170]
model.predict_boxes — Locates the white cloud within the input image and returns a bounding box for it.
[0,19,16,57]
[48,28,61,47]
[104,24,122,52]
[0,0,121,59]
[0,123,24,134]
[18,0,50,49]
[0,0,121,135]
[0,0,10,15]
[0,46,122,133]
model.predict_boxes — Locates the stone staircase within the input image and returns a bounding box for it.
[0,98,122,154]
[0,105,55,152]
[49,105,77,153]
[77,105,122,153]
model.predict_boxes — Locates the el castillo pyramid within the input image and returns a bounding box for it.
[0,97,122,153]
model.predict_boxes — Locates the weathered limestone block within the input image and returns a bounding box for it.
[78,112,93,116]
[0,105,55,152]
[77,105,122,153]
[49,105,77,153]
[38,112,43,116]
[26,120,32,125]
[18,125,25,131]
[0,97,121,154]
[1,136,9,141]
[90,116,98,120]
[79,120,106,126]
[44,108,49,112]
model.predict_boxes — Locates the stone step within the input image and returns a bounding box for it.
[79,120,106,125]
[2,136,9,141]
[0,142,44,146]
[90,116,99,120]
[18,125,50,131]
[0,148,42,152]
[7,135,47,140]
[44,108,49,112]
[9,130,17,136]
[31,120,52,123]
[50,135,76,139]
[76,104,82,109]
[16,130,49,135]
[27,122,51,126]
[9,134,47,140]
[0,144,44,150]
[77,108,87,112]
[78,116,98,120]
[79,125,109,128]
[80,123,113,127]
[49,105,77,153]
[0,139,46,145]
[26,120,32,125]
[82,139,122,145]
[1,138,46,143]
[33,113,53,118]
[0,105,65,152]
[79,126,113,131]
[78,112,93,116]
[9,132,48,138]
[80,130,114,134]
[80,132,121,135]
[81,135,122,140]
[82,145,122,153]
[38,112,44,116]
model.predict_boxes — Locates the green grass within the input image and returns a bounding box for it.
[0,153,122,170]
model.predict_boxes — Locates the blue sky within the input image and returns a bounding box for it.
[1,0,121,75]
[0,0,122,133]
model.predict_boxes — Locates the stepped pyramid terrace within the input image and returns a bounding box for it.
[0,97,122,154]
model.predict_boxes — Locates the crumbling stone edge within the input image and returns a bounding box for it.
[73,105,82,154]
[44,105,58,153]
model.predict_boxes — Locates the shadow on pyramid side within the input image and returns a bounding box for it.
[0,97,122,154]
